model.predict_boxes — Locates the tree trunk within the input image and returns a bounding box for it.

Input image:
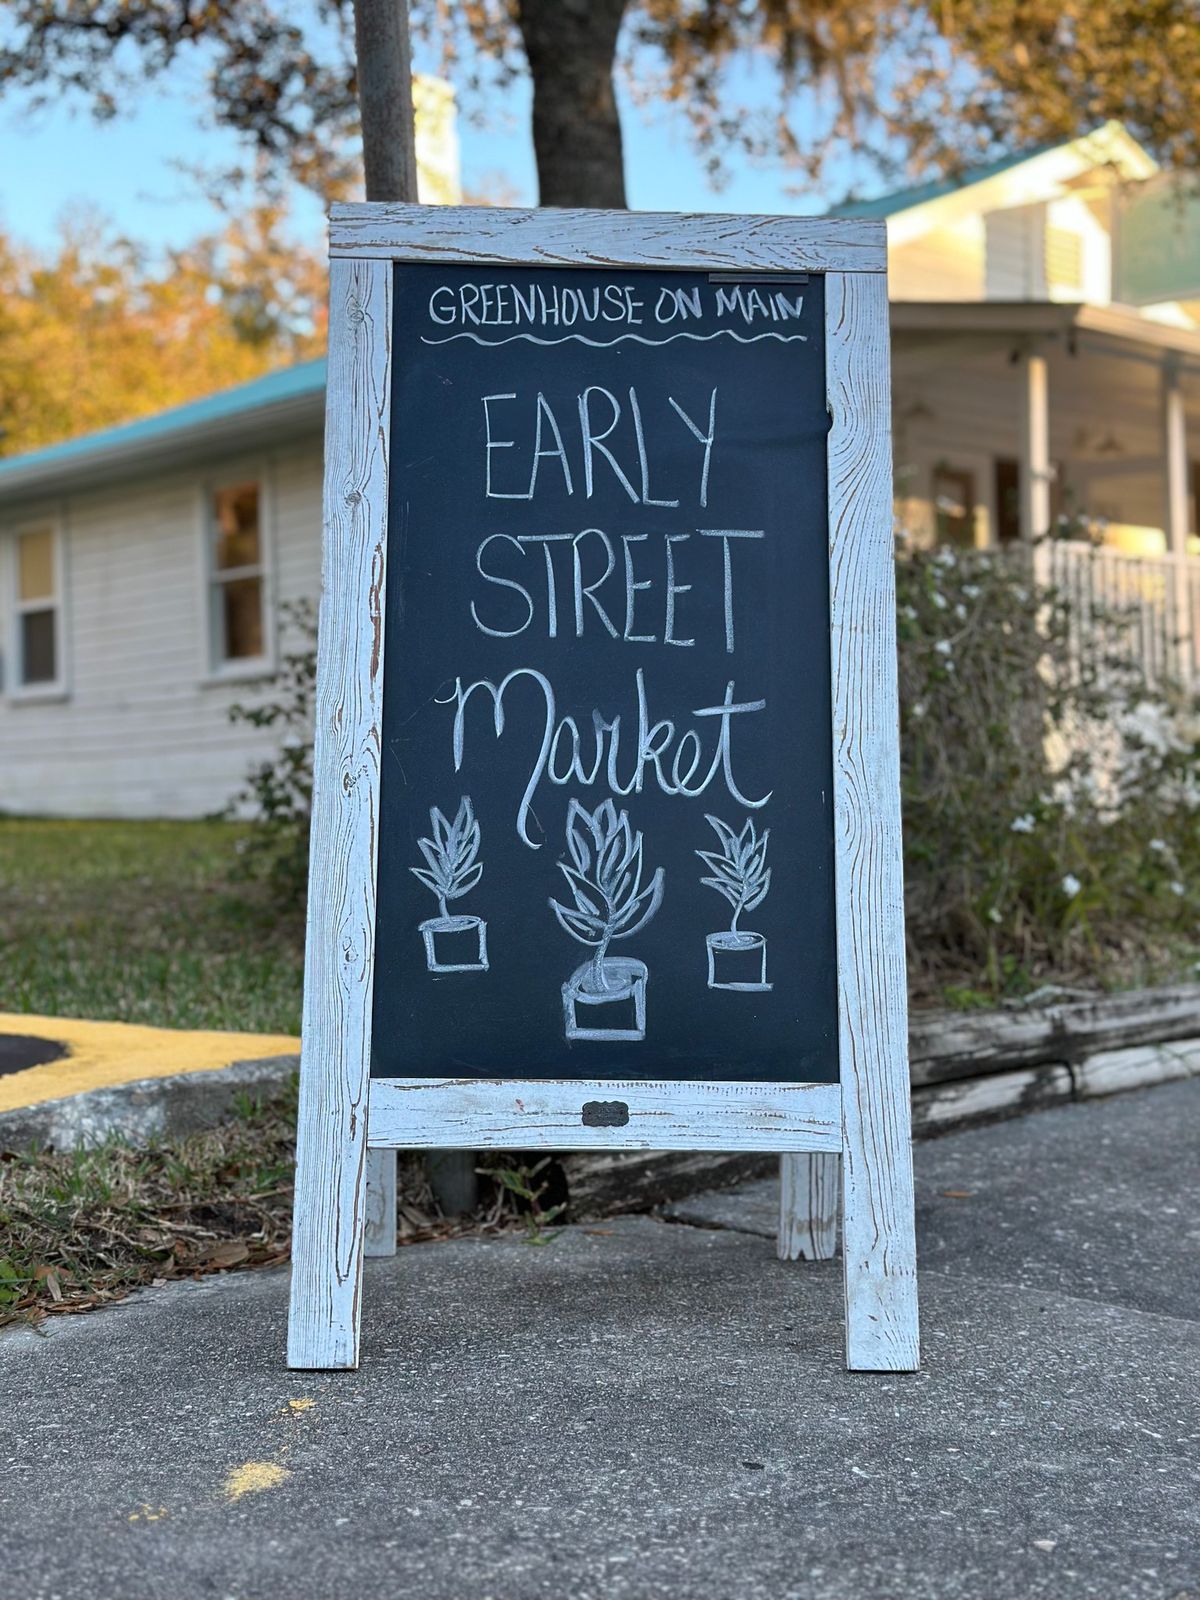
[353,0,419,203]
[516,0,629,208]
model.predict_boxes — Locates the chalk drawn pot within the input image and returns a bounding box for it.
[420,915,489,974]
[563,957,648,1041]
[706,931,771,992]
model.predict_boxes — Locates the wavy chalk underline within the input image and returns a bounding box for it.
[419,328,808,348]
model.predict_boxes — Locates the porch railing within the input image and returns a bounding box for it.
[1030,539,1199,689]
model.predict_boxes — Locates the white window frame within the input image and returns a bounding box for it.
[5,511,68,702]
[198,466,276,681]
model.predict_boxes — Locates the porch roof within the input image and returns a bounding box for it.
[891,301,1200,367]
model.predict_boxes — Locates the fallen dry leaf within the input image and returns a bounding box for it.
[202,1241,250,1269]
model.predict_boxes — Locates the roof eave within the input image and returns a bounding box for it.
[892,299,1200,361]
[0,385,326,512]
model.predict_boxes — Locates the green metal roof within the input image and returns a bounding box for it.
[835,141,1059,220]
[0,357,327,500]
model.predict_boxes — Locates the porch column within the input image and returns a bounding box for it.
[1161,359,1194,678]
[1019,350,1051,543]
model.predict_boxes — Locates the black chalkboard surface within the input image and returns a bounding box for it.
[371,263,837,1083]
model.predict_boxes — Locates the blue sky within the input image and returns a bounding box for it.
[0,37,873,256]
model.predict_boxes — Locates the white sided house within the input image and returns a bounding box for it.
[2,120,1199,818]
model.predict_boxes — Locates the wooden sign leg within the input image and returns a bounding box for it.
[364,1148,398,1257]
[287,255,394,1370]
[778,1152,840,1261]
[826,269,919,1371]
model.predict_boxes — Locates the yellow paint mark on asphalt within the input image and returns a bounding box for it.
[288,1398,316,1413]
[0,1012,299,1114]
[129,1505,169,1523]
[223,1462,291,1502]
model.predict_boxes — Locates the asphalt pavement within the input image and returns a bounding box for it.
[1,1079,1197,1600]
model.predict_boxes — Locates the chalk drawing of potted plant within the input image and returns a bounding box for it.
[697,814,773,992]
[550,798,664,1042]
[410,796,489,973]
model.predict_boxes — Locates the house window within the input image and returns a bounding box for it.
[11,523,62,690]
[933,466,977,548]
[208,482,267,667]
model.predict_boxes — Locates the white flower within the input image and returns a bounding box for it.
[911,700,927,719]
[900,604,918,621]
[962,583,981,599]
[934,547,957,568]
[1169,881,1186,897]
[934,639,953,656]
[1010,814,1036,834]
[1061,873,1082,898]
[987,907,1002,924]
[930,590,948,610]
[1149,838,1168,854]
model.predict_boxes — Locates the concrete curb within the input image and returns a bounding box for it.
[0,1053,298,1150]
[3,1024,1196,1216]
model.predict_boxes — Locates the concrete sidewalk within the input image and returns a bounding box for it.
[1,1081,1197,1600]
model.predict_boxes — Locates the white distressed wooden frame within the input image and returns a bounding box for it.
[288,205,917,1374]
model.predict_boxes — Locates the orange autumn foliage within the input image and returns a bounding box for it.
[0,201,327,457]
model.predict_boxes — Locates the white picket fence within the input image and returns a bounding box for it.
[1032,539,1200,688]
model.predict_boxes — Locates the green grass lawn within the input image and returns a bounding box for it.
[0,819,304,1034]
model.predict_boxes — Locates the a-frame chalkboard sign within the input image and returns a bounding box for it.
[287,204,918,1372]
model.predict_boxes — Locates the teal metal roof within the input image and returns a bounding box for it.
[0,357,327,495]
[835,141,1059,220]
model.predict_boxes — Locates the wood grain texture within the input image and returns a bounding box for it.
[367,1079,842,1153]
[778,1153,840,1261]
[1074,1036,1200,1100]
[910,985,1200,1085]
[364,1147,398,1257]
[825,271,920,1372]
[286,257,393,1370]
[329,203,886,273]
[911,1064,1073,1136]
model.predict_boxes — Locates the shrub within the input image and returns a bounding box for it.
[896,540,1199,1002]
[226,599,316,903]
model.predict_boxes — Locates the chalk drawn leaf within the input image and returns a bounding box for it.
[449,861,483,900]
[410,867,443,897]
[549,898,606,945]
[566,798,599,876]
[418,837,451,887]
[431,807,452,853]
[696,849,742,886]
[609,868,665,939]
[705,814,741,858]
[558,863,604,919]
[700,874,743,909]
[743,868,772,914]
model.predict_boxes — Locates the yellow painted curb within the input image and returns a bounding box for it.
[0,1012,300,1114]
